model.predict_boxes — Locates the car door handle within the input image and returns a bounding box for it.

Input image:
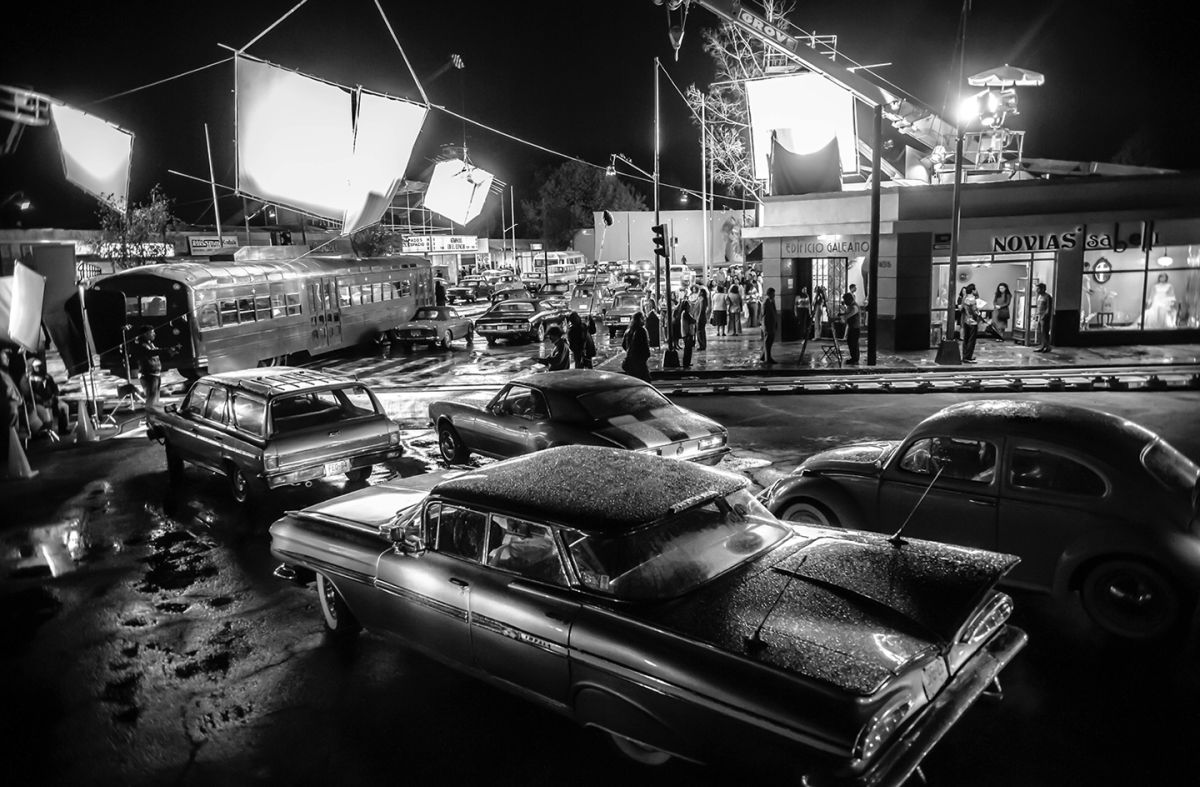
[449,578,469,588]
[968,498,996,507]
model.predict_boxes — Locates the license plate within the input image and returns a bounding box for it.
[324,459,352,476]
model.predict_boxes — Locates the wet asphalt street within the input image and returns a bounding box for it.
[3,388,1200,786]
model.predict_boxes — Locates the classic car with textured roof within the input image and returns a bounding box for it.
[390,305,473,351]
[269,446,1026,785]
[429,370,728,465]
[147,367,402,502]
[473,298,569,345]
[761,399,1200,640]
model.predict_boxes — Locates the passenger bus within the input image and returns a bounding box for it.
[540,251,587,284]
[80,256,433,378]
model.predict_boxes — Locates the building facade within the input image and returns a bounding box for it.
[746,173,1200,349]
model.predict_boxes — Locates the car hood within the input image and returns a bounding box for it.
[796,440,899,476]
[397,320,443,330]
[639,531,1018,694]
[590,408,724,450]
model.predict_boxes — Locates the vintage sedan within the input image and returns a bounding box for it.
[447,276,493,304]
[429,370,728,465]
[489,284,530,304]
[605,290,646,339]
[474,298,568,345]
[269,446,1026,784]
[390,305,473,351]
[568,285,607,320]
[760,400,1200,640]
[147,368,402,502]
[536,280,574,303]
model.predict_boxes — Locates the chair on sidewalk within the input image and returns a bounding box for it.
[817,323,845,368]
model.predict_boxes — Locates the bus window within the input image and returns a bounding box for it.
[238,297,256,322]
[255,295,271,320]
[380,282,393,300]
[338,286,352,307]
[394,280,412,298]
[270,292,286,318]
[285,292,302,315]
[125,296,139,317]
[198,303,219,330]
[371,283,383,303]
[141,296,167,317]
[219,299,239,326]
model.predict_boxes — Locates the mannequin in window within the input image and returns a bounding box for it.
[1143,272,1177,329]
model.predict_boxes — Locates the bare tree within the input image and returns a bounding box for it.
[94,184,177,268]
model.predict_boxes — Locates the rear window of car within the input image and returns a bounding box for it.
[1142,439,1200,493]
[576,385,670,421]
[415,307,446,320]
[490,302,534,314]
[270,385,380,434]
[1009,447,1106,496]
[613,295,641,309]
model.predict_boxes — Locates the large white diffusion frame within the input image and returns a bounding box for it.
[744,72,858,180]
[424,158,494,226]
[50,104,134,213]
[235,56,426,231]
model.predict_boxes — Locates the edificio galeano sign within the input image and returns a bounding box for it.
[784,238,871,256]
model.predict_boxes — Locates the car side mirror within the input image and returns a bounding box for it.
[387,525,426,557]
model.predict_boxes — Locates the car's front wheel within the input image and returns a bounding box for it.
[778,498,840,527]
[1080,559,1183,640]
[441,329,454,350]
[608,732,672,766]
[438,423,469,464]
[316,573,361,639]
[535,323,546,342]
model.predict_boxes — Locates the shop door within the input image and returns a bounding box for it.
[307,277,342,349]
[782,258,814,341]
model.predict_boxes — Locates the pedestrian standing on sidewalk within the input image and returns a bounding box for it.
[761,287,778,364]
[680,288,700,367]
[646,303,661,351]
[993,283,1013,339]
[727,282,743,335]
[566,311,587,369]
[1034,282,1054,352]
[711,285,727,336]
[813,286,828,339]
[130,326,175,409]
[620,311,652,383]
[961,283,981,363]
[840,292,861,365]
[696,286,709,350]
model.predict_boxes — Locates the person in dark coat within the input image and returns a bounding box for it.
[645,304,661,350]
[129,326,176,408]
[534,325,571,371]
[566,312,587,368]
[696,285,710,350]
[620,311,652,383]
[761,287,778,364]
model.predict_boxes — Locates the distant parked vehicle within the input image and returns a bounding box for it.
[391,305,474,351]
[473,299,569,345]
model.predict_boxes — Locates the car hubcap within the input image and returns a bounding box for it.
[321,579,338,625]
[440,431,457,459]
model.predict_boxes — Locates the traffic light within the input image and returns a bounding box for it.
[652,224,669,259]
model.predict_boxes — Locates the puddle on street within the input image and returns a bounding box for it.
[0,481,118,581]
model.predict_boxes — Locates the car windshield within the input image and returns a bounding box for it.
[490,302,535,314]
[1142,438,1200,493]
[414,307,446,320]
[575,385,670,421]
[563,489,790,601]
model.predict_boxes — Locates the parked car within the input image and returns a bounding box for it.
[429,370,728,465]
[473,298,569,345]
[489,284,531,304]
[269,445,1026,784]
[605,291,645,339]
[147,368,402,503]
[447,277,493,304]
[760,399,1200,639]
[391,305,473,351]
[567,285,607,320]
[535,281,573,303]
[520,273,544,294]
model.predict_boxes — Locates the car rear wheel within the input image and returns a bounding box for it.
[1080,559,1183,640]
[316,573,361,639]
[608,732,672,766]
[779,498,840,527]
[535,323,546,342]
[345,465,371,483]
[438,423,469,464]
[227,464,257,504]
[441,330,454,350]
[466,327,475,343]
[486,337,497,346]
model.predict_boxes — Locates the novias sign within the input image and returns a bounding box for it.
[990,229,1080,253]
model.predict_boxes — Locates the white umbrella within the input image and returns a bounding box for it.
[969,64,1045,87]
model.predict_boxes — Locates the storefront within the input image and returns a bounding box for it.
[749,172,1200,351]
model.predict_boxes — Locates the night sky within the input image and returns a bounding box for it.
[2,0,1196,230]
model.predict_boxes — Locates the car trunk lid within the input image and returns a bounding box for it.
[592,409,724,458]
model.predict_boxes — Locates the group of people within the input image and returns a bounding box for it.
[2,343,73,480]
[954,281,1054,361]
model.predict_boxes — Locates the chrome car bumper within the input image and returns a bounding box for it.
[265,448,402,488]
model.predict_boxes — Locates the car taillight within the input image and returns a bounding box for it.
[959,592,1013,644]
[264,453,279,470]
[854,693,914,762]
[699,434,726,450]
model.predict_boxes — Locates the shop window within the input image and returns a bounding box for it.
[1081,245,1200,332]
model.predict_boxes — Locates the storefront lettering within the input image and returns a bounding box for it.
[783,238,871,256]
[990,230,1079,253]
